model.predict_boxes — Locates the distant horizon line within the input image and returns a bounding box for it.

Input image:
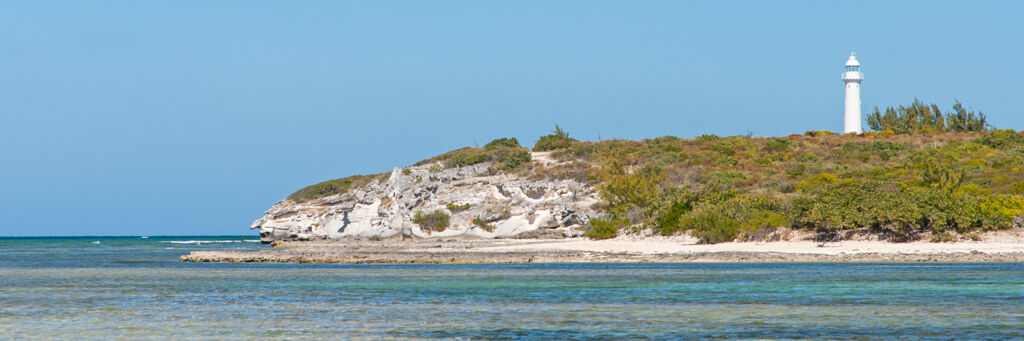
[0,234,256,238]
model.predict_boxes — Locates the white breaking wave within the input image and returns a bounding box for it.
[166,240,251,244]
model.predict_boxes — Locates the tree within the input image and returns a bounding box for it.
[866,99,988,134]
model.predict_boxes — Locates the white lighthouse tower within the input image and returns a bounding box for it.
[842,53,863,134]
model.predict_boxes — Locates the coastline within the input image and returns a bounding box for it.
[180,232,1024,264]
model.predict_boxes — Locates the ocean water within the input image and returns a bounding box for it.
[1,237,1023,340]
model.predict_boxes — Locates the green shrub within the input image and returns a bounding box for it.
[498,149,532,170]
[737,210,787,241]
[975,195,1024,230]
[1009,182,1024,195]
[696,134,720,142]
[796,152,818,162]
[646,136,684,153]
[700,170,747,189]
[786,164,807,179]
[795,173,838,191]
[704,136,755,162]
[533,125,578,151]
[930,230,955,242]
[413,210,450,232]
[446,202,470,212]
[421,137,532,171]
[657,201,693,236]
[916,155,965,191]
[585,218,625,239]
[683,210,741,244]
[974,129,1024,149]
[656,194,785,242]
[643,186,695,231]
[448,151,491,168]
[472,217,495,232]
[596,158,664,217]
[485,137,522,150]
[763,138,794,153]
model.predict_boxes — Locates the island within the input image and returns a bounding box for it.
[182,103,1024,263]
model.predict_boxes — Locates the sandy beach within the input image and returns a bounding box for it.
[180,229,1024,264]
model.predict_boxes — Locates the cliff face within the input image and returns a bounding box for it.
[251,157,599,243]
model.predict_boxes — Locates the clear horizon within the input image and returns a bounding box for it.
[2,1,1022,236]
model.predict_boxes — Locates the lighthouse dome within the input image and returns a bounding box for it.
[845,54,860,67]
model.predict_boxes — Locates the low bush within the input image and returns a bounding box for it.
[585,218,626,239]
[700,170,747,189]
[485,137,522,150]
[446,203,470,212]
[419,137,532,171]
[974,129,1024,149]
[737,210,787,241]
[763,138,794,153]
[656,201,693,236]
[472,217,495,232]
[597,162,664,217]
[1009,182,1024,195]
[684,210,741,244]
[413,210,450,232]
[533,125,578,151]
[497,149,532,170]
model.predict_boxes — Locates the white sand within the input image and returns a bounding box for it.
[486,234,1024,255]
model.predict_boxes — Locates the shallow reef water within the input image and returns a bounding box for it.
[1,236,1023,340]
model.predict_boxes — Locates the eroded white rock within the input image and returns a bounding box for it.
[251,160,599,243]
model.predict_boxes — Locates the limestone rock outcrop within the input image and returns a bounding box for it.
[250,157,600,243]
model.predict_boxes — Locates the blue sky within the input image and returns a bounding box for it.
[1,1,1022,236]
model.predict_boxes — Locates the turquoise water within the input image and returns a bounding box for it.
[1,237,1023,340]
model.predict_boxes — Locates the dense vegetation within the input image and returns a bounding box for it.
[867,100,988,134]
[560,129,1024,242]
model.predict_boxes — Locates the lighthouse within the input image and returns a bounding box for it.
[841,53,864,134]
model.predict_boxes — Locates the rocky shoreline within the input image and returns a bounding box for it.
[180,238,1024,264]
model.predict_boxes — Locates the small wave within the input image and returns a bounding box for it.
[164,240,249,245]
[91,241,101,244]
